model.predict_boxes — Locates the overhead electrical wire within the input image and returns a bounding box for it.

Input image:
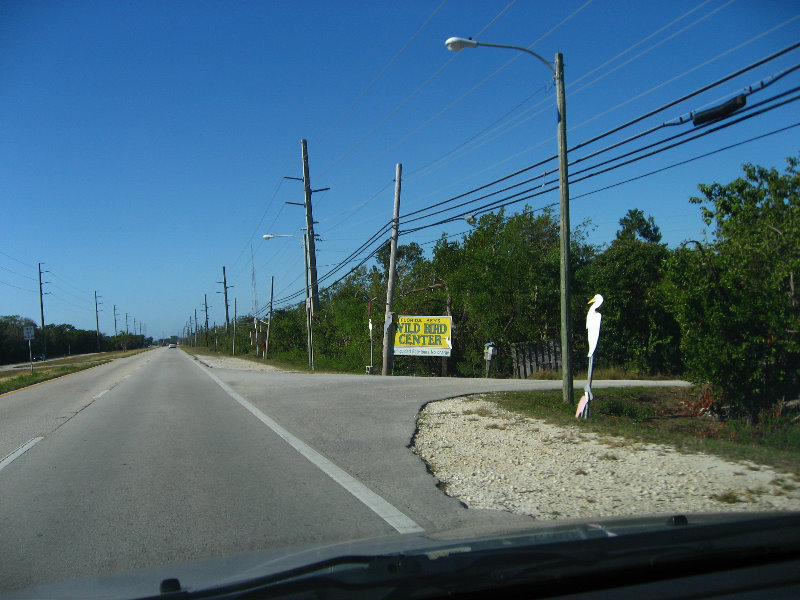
[285,0,720,261]
[253,34,800,315]
[422,0,733,173]
[569,39,800,154]
[0,264,36,281]
[397,46,800,227]
[0,250,33,268]
[316,0,449,148]
[261,85,799,312]
[403,94,800,233]
[420,11,800,188]
[1,279,37,293]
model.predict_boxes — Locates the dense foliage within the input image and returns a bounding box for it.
[8,157,796,420]
[0,315,151,364]
[664,156,799,418]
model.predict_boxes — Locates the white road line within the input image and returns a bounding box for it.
[0,437,44,472]
[93,389,109,399]
[189,358,424,535]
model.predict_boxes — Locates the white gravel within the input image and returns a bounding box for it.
[190,353,292,372]
[412,395,800,520]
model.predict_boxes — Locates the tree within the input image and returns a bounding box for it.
[587,230,681,374]
[617,208,662,243]
[0,316,38,364]
[664,156,800,417]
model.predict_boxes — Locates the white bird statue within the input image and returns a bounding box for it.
[586,294,603,358]
[577,294,603,419]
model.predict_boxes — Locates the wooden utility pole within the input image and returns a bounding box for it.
[381,164,402,376]
[94,290,101,351]
[265,276,273,357]
[221,266,231,332]
[301,139,321,314]
[555,52,573,405]
[303,234,314,370]
[38,262,47,359]
[232,298,237,356]
[204,294,209,347]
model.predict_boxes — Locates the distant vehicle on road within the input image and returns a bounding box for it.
[32,353,45,361]
[168,343,177,349]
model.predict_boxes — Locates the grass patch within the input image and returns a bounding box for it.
[2,360,100,393]
[463,407,495,418]
[711,490,742,504]
[0,348,151,395]
[525,366,677,381]
[489,386,800,476]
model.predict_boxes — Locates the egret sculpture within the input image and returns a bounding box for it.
[576,294,603,419]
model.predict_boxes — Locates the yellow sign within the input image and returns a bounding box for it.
[394,315,452,356]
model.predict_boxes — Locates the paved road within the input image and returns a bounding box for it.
[0,348,688,593]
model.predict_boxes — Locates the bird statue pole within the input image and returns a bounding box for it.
[577,294,603,419]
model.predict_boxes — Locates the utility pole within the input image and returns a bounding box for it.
[232,298,237,356]
[194,308,199,346]
[301,139,322,314]
[555,52,573,405]
[285,140,329,314]
[265,276,273,357]
[204,293,210,347]
[251,246,259,357]
[218,266,231,332]
[94,291,102,352]
[113,304,119,337]
[303,234,314,370]
[38,262,48,359]
[125,312,129,334]
[382,164,402,376]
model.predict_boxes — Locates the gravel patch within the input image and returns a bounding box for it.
[191,353,292,372]
[412,395,800,520]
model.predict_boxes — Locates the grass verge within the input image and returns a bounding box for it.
[487,387,800,476]
[0,348,150,395]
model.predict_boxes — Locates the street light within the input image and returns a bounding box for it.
[262,233,314,370]
[446,36,573,405]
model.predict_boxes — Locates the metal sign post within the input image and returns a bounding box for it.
[23,325,35,373]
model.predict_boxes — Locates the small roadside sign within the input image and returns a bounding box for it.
[23,325,36,372]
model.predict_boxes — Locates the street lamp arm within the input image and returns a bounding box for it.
[445,36,572,406]
[445,36,554,74]
[263,234,301,241]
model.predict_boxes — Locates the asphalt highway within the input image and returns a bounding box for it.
[0,348,689,593]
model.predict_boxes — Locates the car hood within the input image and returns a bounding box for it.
[6,511,800,599]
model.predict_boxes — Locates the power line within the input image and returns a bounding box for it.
[396,49,800,227]
[0,264,36,281]
[400,95,799,235]
[316,0,448,148]
[253,37,800,317]
[1,279,37,293]
[0,250,34,268]
[429,14,800,184]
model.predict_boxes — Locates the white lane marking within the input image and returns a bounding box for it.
[189,358,424,534]
[93,389,109,399]
[0,437,44,472]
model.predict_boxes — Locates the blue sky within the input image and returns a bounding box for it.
[2,0,798,340]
